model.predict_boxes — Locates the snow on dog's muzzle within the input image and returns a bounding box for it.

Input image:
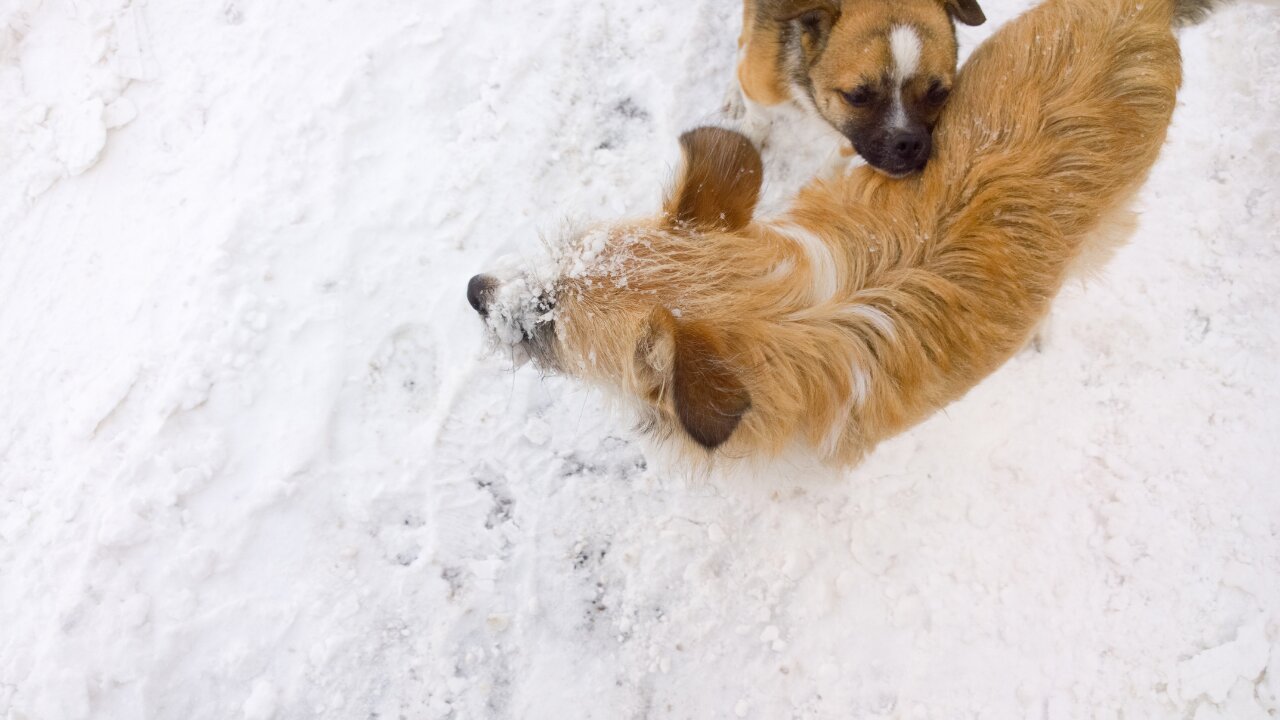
[466,260,559,370]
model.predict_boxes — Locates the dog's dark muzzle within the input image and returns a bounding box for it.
[853,127,932,177]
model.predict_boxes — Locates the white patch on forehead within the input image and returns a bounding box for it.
[776,223,838,304]
[888,25,922,82]
[886,25,921,132]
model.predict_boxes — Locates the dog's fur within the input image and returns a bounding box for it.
[735,0,985,175]
[473,0,1213,467]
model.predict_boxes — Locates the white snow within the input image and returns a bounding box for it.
[1,0,1278,718]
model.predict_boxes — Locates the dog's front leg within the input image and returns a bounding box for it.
[722,82,774,149]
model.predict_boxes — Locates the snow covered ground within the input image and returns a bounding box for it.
[2,0,1279,717]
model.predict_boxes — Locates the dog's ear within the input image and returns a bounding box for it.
[663,127,763,232]
[774,0,840,43]
[637,306,751,450]
[941,0,986,26]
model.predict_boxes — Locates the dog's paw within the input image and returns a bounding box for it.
[721,83,747,120]
[740,106,774,151]
[721,85,774,150]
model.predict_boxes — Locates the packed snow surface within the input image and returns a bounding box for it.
[2,0,1279,718]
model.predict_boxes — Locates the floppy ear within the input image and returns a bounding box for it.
[637,306,751,450]
[773,0,840,43]
[663,127,763,232]
[941,0,986,26]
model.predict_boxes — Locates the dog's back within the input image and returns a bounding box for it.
[783,0,1198,456]
[855,0,1185,238]
[940,0,1182,231]
[817,0,1188,316]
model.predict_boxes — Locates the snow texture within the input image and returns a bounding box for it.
[1,0,1278,718]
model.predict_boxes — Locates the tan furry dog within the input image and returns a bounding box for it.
[469,0,1214,467]
[734,0,985,176]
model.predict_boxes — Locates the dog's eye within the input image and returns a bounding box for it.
[926,80,951,105]
[842,86,875,107]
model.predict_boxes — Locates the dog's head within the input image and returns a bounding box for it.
[777,0,984,176]
[470,128,866,458]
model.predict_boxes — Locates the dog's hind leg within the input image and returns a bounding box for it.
[1068,199,1141,282]
[1025,198,1141,354]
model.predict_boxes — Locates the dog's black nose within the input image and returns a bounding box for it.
[889,130,930,168]
[467,274,497,316]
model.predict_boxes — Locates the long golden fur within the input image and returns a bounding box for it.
[473,0,1197,467]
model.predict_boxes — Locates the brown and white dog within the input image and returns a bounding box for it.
[732,0,986,176]
[470,0,1215,467]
